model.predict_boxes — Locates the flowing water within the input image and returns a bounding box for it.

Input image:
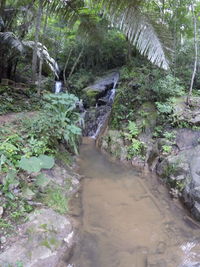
[84,71,119,139]
[69,141,200,267]
[55,81,62,94]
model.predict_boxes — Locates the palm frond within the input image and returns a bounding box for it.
[113,8,170,69]
[0,32,23,52]
[23,41,59,77]
[45,0,170,69]
[91,0,171,69]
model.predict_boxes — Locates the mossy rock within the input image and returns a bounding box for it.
[82,87,100,106]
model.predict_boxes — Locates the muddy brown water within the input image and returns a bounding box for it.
[69,142,200,267]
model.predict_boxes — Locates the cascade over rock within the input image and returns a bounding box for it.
[83,71,119,107]
[83,71,119,139]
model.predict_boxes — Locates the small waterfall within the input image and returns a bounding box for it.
[84,72,119,139]
[55,81,62,94]
[108,88,116,103]
[108,72,119,104]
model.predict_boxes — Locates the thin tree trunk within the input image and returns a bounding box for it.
[32,0,43,83]
[37,3,49,96]
[162,0,165,21]
[63,47,73,87]
[187,1,197,105]
[67,47,84,84]
[0,0,6,17]
[0,0,6,81]
[126,36,132,64]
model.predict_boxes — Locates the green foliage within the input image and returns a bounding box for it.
[127,121,139,137]
[151,75,184,102]
[162,145,172,154]
[0,92,82,234]
[156,102,173,114]
[123,121,140,141]
[163,131,176,141]
[127,139,146,159]
[68,69,94,96]
[19,155,55,173]
[29,93,82,154]
[0,87,42,115]
[43,186,68,214]
[153,126,164,138]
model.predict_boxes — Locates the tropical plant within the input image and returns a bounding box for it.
[47,0,171,69]
[152,74,184,101]
[29,93,82,154]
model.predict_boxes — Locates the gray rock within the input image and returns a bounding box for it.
[83,72,119,107]
[83,72,119,94]
[173,96,200,126]
[191,201,200,221]
[175,128,200,150]
[0,209,73,267]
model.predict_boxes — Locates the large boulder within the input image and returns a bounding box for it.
[83,72,119,107]
[100,130,128,161]
[156,143,200,220]
[172,96,200,126]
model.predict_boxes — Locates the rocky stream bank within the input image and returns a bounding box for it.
[98,96,200,222]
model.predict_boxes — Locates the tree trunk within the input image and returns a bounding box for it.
[67,47,84,86]
[0,0,6,17]
[0,0,6,81]
[37,2,49,96]
[32,0,43,83]
[187,1,197,105]
[63,47,73,87]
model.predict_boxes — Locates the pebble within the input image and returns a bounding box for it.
[1,236,6,244]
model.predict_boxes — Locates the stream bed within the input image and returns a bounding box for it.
[69,141,200,267]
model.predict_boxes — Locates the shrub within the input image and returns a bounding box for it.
[28,93,82,154]
[151,74,184,101]
[127,139,146,159]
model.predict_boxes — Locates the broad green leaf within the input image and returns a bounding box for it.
[38,155,55,169]
[19,157,41,173]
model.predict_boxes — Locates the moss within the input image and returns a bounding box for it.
[84,88,99,106]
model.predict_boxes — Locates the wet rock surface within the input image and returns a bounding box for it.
[83,106,111,137]
[82,72,119,107]
[155,136,200,220]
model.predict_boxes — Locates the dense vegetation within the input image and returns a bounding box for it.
[1,0,200,243]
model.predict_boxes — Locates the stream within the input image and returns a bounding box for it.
[69,141,200,267]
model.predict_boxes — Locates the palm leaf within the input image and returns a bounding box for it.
[23,40,59,77]
[45,0,171,69]
[91,0,170,69]
[0,32,23,53]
